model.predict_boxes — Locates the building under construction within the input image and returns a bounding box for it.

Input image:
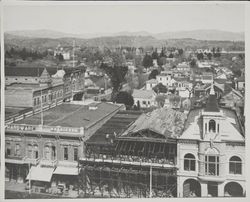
[78,108,187,198]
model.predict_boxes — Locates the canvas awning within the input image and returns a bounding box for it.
[26,166,54,182]
[53,166,79,175]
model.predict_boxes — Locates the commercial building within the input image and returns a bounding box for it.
[5,102,124,196]
[177,85,245,197]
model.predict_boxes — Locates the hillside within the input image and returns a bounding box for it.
[7,29,244,41]
[5,33,245,52]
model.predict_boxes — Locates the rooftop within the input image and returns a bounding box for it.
[5,106,32,120]
[5,66,85,77]
[15,102,121,128]
[204,94,220,112]
[132,89,156,99]
[86,110,142,145]
[121,107,187,139]
[181,107,244,141]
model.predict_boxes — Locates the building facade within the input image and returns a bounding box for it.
[177,86,245,197]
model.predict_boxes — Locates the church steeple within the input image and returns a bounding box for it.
[204,82,219,112]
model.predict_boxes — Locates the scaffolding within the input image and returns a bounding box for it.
[78,160,177,198]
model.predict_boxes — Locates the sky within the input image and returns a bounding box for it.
[4,3,245,34]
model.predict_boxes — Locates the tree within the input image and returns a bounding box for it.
[168,53,174,58]
[155,95,166,108]
[100,62,128,102]
[207,52,212,60]
[197,52,204,60]
[58,53,64,61]
[115,91,134,109]
[190,58,197,68]
[148,69,159,80]
[152,49,158,60]
[157,57,167,67]
[178,49,184,56]
[142,54,153,69]
[153,83,168,94]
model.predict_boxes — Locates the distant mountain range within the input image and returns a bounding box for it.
[5,29,245,52]
[6,29,244,41]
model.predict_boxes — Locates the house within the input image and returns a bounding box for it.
[235,76,245,91]
[145,79,158,90]
[156,71,175,87]
[201,73,213,84]
[220,88,244,109]
[193,82,224,100]
[177,86,245,197]
[173,78,193,98]
[132,89,157,108]
[176,62,190,72]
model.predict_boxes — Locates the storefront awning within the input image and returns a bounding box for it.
[26,166,54,182]
[53,166,79,175]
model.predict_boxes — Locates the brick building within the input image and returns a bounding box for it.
[5,102,124,196]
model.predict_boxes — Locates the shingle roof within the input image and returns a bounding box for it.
[121,107,187,138]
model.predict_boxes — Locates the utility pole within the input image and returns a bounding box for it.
[73,40,75,68]
[40,90,43,126]
[149,164,152,198]
[29,162,31,195]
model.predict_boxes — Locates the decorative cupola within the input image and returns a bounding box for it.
[201,82,224,141]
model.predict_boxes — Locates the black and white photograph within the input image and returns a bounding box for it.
[1,0,249,200]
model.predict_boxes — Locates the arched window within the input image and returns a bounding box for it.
[184,153,196,171]
[34,144,39,159]
[229,156,242,174]
[209,119,216,132]
[44,145,50,160]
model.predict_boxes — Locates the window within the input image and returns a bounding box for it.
[6,142,11,156]
[28,144,33,158]
[15,144,21,156]
[142,101,147,105]
[209,120,216,132]
[205,155,219,176]
[64,147,68,160]
[44,146,50,160]
[34,145,39,159]
[74,148,78,161]
[184,153,196,171]
[34,98,36,106]
[229,156,242,174]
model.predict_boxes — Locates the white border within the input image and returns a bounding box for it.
[0,1,249,202]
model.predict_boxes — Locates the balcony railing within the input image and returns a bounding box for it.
[23,157,40,166]
[81,154,176,169]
